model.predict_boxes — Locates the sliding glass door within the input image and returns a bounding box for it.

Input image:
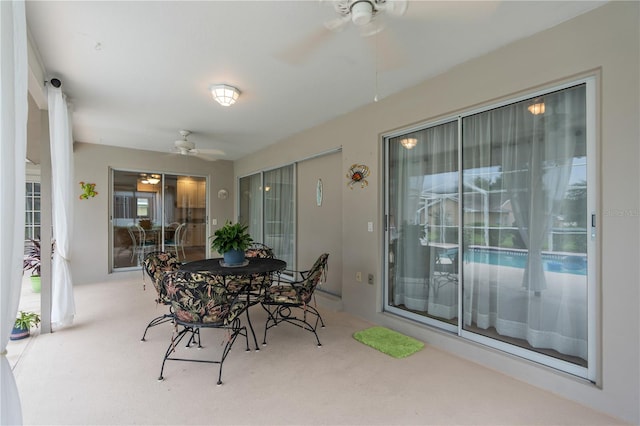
[386,120,460,329]
[239,164,295,268]
[460,84,592,375]
[111,170,207,269]
[238,172,263,240]
[384,80,596,379]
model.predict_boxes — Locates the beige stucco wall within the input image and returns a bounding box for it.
[71,142,235,284]
[234,2,639,423]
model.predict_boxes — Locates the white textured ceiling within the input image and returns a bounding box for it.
[25,1,607,161]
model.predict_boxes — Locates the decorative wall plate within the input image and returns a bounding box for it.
[316,179,323,206]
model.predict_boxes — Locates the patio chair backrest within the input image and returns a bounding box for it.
[163,270,247,325]
[245,242,275,259]
[298,253,329,304]
[143,251,181,303]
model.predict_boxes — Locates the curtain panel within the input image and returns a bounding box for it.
[0,1,27,423]
[389,121,458,317]
[264,165,294,268]
[47,86,76,328]
[462,85,588,359]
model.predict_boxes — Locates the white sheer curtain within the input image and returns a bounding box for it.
[241,173,263,240]
[390,122,458,315]
[264,165,294,267]
[47,86,76,328]
[248,175,262,239]
[497,105,574,293]
[390,132,427,309]
[0,1,27,423]
[463,86,588,359]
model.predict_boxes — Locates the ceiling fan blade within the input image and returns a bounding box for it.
[274,25,336,65]
[324,14,351,32]
[194,148,225,156]
[377,0,408,17]
[191,147,225,162]
[189,151,217,162]
[358,14,385,37]
[366,26,408,71]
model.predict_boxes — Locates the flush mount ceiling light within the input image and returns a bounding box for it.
[400,137,417,149]
[210,84,240,107]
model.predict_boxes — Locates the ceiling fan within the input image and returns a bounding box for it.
[325,0,408,36]
[277,0,498,69]
[172,130,224,162]
[276,0,409,69]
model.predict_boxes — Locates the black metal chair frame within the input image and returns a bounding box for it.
[157,270,250,385]
[431,249,459,298]
[158,317,248,385]
[140,251,181,342]
[261,253,329,347]
[179,256,285,352]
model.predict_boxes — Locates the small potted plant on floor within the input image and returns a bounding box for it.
[210,221,253,266]
[10,311,41,340]
[23,238,42,293]
[23,238,55,293]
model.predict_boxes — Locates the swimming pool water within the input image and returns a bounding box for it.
[465,248,587,276]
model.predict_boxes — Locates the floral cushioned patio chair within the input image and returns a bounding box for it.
[158,270,250,385]
[231,242,276,295]
[261,253,329,347]
[140,251,181,341]
[223,242,276,303]
[245,242,275,259]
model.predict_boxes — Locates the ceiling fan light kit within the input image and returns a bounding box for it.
[139,173,161,185]
[174,130,196,155]
[210,84,240,107]
[350,0,375,25]
[332,0,408,28]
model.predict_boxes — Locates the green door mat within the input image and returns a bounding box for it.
[353,326,424,358]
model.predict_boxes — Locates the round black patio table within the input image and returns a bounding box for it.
[180,257,286,276]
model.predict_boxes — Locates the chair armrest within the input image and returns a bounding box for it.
[279,268,312,283]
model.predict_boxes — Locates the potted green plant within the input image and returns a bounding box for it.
[10,311,41,340]
[23,238,54,293]
[210,221,253,266]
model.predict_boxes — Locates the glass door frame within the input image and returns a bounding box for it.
[382,77,598,381]
[109,168,209,272]
[383,116,460,334]
[237,162,297,271]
